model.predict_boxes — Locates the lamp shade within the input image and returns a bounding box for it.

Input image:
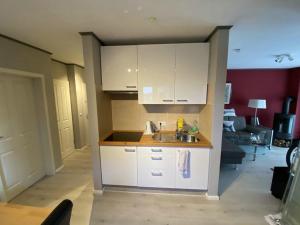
[248,99,267,109]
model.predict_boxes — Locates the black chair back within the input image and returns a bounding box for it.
[41,199,73,225]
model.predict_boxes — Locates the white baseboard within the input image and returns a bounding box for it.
[205,193,220,200]
[76,145,89,151]
[93,189,103,195]
[55,165,64,173]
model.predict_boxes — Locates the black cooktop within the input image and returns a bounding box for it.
[104,132,143,142]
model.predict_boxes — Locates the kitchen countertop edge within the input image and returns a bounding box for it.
[99,131,212,148]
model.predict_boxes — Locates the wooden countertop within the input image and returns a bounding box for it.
[99,131,212,148]
[0,203,51,225]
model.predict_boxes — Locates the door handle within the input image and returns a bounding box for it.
[124,148,135,152]
[126,86,136,89]
[151,171,163,176]
[151,156,162,160]
[151,149,162,153]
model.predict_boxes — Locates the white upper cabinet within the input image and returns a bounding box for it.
[175,43,209,104]
[101,45,138,91]
[138,44,175,104]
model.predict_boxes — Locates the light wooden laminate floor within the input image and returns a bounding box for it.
[12,146,287,225]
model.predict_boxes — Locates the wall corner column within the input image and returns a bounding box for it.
[206,26,231,197]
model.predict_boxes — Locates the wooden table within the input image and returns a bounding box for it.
[0,203,51,225]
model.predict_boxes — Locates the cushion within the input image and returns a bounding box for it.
[223,121,236,132]
[224,108,236,117]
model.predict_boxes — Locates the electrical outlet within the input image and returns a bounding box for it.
[158,121,167,127]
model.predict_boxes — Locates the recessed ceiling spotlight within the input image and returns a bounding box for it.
[137,6,143,11]
[233,48,241,53]
[123,9,129,14]
[274,54,294,63]
[147,16,157,23]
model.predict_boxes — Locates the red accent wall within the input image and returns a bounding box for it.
[225,69,290,128]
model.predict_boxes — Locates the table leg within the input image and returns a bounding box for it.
[253,145,257,161]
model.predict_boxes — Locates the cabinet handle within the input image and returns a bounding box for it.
[151,171,163,176]
[151,156,162,160]
[176,99,188,102]
[162,99,174,102]
[0,136,4,139]
[126,86,136,88]
[151,149,162,152]
[124,148,135,152]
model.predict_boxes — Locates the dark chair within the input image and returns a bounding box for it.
[41,199,73,225]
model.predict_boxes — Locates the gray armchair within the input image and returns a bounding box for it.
[223,116,273,149]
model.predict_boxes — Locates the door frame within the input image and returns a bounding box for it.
[0,68,56,185]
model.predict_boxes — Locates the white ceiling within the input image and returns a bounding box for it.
[0,0,300,69]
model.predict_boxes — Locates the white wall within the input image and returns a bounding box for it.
[0,36,63,169]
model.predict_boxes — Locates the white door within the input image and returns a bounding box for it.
[100,146,137,186]
[0,74,45,201]
[175,43,209,104]
[101,46,138,91]
[138,44,176,104]
[53,80,74,159]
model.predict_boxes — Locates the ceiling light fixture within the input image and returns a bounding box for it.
[147,16,157,23]
[274,54,294,63]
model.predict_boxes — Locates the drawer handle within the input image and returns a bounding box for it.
[151,149,162,152]
[151,171,163,176]
[126,86,136,88]
[124,149,135,152]
[162,99,173,102]
[176,99,188,102]
[151,156,162,160]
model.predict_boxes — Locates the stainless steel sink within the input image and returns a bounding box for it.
[152,133,199,143]
[153,132,199,143]
[152,133,177,142]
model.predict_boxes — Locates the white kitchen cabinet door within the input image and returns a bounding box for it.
[137,147,176,188]
[101,46,138,91]
[138,44,175,104]
[100,146,137,186]
[175,148,209,190]
[175,43,209,104]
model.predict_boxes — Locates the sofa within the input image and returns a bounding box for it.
[221,138,246,165]
[223,116,273,149]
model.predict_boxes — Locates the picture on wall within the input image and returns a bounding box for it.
[224,83,232,104]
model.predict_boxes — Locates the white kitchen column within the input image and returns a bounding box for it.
[80,32,113,192]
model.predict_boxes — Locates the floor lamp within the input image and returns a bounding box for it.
[248,99,267,126]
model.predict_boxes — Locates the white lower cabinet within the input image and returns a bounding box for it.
[175,148,210,190]
[100,146,137,186]
[100,146,209,190]
[137,147,176,188]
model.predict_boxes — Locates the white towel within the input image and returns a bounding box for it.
[177,150,190,178]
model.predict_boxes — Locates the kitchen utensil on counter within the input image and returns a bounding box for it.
[144,121,156,135]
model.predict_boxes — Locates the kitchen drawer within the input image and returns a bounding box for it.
[137,147,176,188]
